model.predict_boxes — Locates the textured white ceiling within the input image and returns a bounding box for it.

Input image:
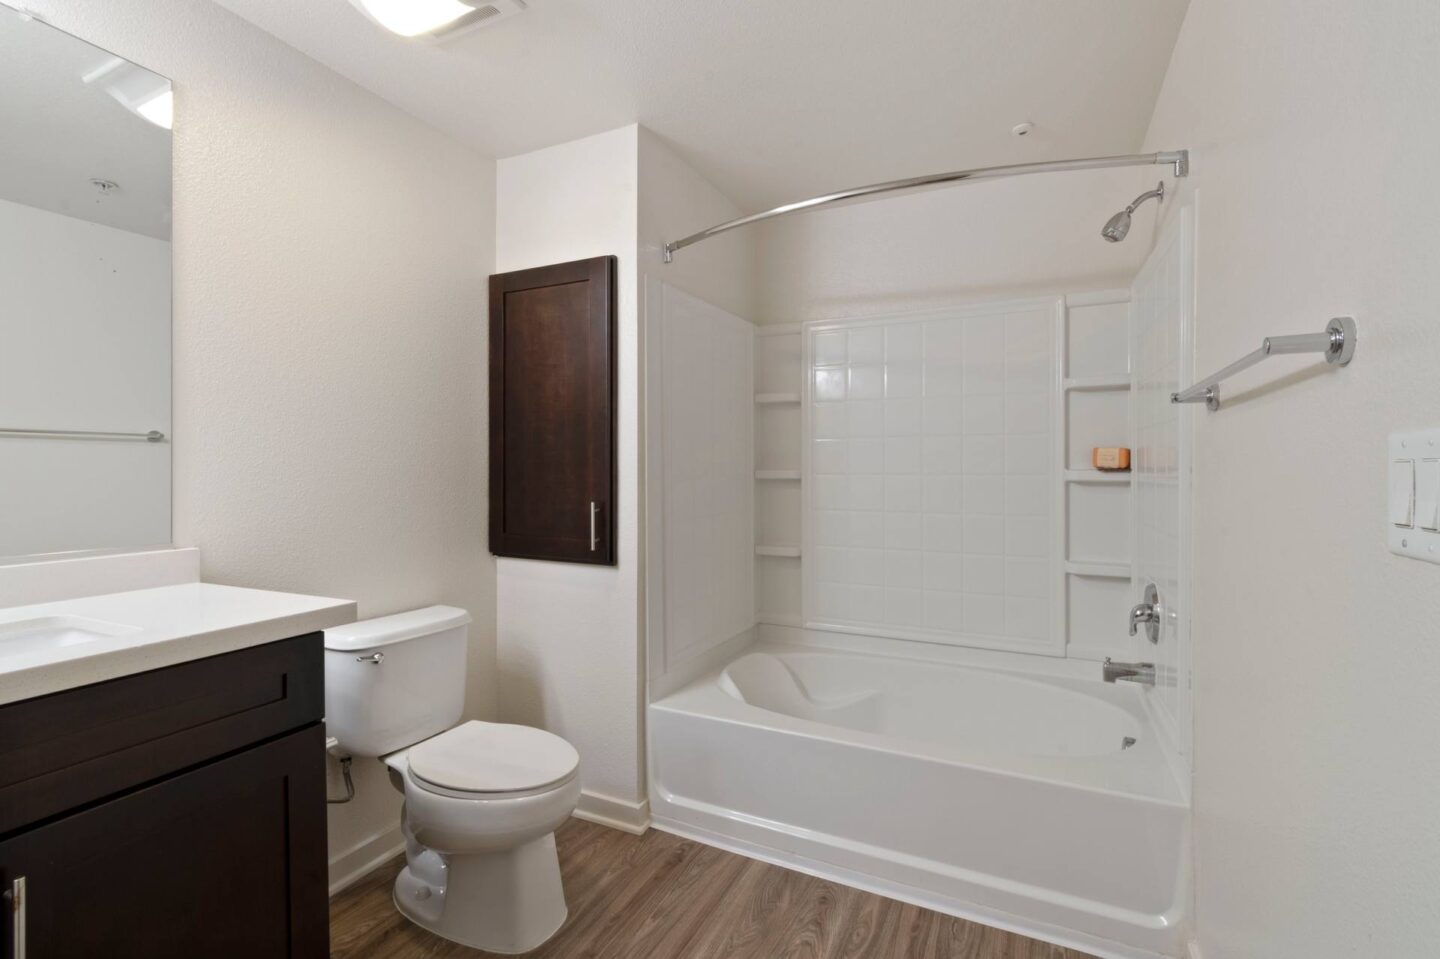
[210,0,1189,210]
[0,9,172,239]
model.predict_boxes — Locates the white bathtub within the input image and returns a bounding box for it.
[649,644,1188,959]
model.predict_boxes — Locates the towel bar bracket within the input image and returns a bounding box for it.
[1171,316,1356,412]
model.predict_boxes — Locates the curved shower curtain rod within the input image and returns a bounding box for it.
[662,150,1189,262]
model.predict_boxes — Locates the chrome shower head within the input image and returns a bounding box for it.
[1101,209,1132,243]
[1101,181,1165,243]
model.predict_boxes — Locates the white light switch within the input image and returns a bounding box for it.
[1418,460,1440,531]
[1389,430,1440,564]
[1390,459,1415,527]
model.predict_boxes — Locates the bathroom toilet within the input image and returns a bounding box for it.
[324,606,581,954]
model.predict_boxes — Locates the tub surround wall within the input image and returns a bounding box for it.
[639,126,760,696]
[1142,0,1440,955]
[747,154,1176,668]
[756,292,1138,667]
[645,284,754,685]
[802,301,1061,655]
[18,0,498,892]
[1128,205,1194,789]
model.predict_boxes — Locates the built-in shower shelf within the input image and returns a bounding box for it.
[1063,469,1131,485]
[755,392,802,405]
[755,470,802,481]
[756,545,801,558]
[1063,375,1130,392]
[1064,560,1131,579]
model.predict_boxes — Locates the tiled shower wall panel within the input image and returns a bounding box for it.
[804,302,1060,654]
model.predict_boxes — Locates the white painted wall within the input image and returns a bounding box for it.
[21,0,498,890]
[494,125,646,828]
[753,167,1158,324]
[0,198,170,557]
[637,127,756,320]
[1142,1,1440,955]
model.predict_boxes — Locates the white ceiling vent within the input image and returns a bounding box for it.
[445,0,526,38]
[348,0,525,41]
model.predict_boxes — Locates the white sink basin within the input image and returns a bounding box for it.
[0,615,140,661]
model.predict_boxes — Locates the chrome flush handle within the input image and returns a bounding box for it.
[355,652,384,665]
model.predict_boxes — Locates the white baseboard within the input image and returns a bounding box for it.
[328,826,405,897]
[573,789,651,835]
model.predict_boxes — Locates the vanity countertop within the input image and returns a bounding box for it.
[0,583,356,705]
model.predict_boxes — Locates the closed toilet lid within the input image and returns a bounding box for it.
[407,721,579,794]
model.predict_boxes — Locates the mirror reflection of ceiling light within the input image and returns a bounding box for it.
[348,0,526,39]
[82,57,173,130]
[134,89,173,130]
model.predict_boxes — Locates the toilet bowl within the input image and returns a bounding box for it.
[323,607,582,953]
[384,721,581,952]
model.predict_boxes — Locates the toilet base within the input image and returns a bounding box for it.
[393,833,568,954]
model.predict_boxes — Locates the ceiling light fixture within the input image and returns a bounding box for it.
[348,0,525,39]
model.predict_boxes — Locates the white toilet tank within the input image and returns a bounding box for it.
[324,605,472,757]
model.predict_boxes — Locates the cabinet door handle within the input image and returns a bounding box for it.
[589,501,600,552]
[4,876,25,959]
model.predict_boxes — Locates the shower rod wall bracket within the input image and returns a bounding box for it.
[661,149,1190,263]
[1171,316,1356,412]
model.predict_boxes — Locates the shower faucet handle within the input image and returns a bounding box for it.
[1128,603,1157,636]
[1128,583,1162,643]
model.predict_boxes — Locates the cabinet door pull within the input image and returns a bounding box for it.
[4,876,25,959]
[589,501,600,552]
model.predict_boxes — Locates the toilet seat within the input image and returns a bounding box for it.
[405,720,579,798]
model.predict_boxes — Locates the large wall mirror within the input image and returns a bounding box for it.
[0,7,172,561]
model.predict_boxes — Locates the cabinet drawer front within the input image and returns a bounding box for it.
[0,634,322,835]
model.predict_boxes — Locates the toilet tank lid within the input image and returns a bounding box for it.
[323,605,472,651]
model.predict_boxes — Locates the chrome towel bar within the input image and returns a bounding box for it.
[1171,316,1356,411]
[0,427,166,441]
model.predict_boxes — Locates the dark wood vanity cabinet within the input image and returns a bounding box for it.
[0,635,329,959]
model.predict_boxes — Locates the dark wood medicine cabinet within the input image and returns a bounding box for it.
[489,255,618,565]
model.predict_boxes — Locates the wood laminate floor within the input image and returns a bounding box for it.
[330,819,1098,959]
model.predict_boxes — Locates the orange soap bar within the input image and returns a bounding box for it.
[1092,447,1131,471]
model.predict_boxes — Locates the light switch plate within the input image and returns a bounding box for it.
[1389,428,1440,564]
